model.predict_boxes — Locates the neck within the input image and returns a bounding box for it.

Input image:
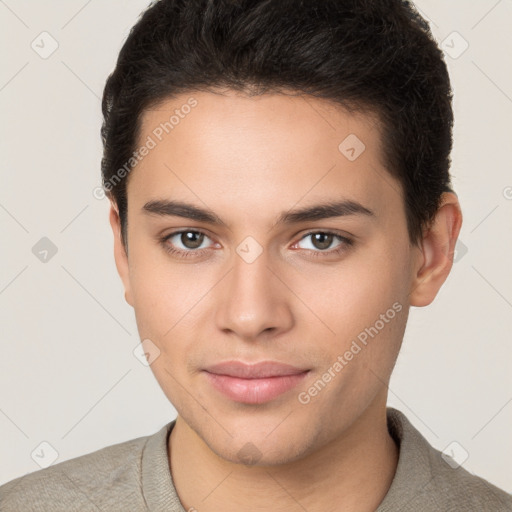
[168,400,398,512]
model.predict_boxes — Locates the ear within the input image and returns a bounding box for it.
[409,191,463,307]
[109,202,134,307]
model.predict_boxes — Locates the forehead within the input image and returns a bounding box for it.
[129,90,403,221]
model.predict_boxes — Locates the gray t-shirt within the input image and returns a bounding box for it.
[1,407,511,511]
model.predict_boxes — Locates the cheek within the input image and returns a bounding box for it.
[294,252,409,413]
[129,260,197,392]
[293,238,409,338]
[128,243,202,332]
[291,239,411,400]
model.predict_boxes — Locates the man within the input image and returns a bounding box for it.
[1,0,511,511]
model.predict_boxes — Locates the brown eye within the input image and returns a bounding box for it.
[310,232,335,250]
[179,231,205,249]
[297,232,342,251]
[161,230,214,257]
[294,231,354,259]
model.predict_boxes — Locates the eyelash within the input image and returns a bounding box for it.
[159,229,354,260]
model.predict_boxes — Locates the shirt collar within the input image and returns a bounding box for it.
[141,418,184,512]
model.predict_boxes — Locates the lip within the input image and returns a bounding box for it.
[203,361,310,404]
[204,360,308,378]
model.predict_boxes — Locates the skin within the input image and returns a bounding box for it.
[109,89,462,512]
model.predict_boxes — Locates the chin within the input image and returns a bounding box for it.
[201,427,311,467]
[219,444,303,467]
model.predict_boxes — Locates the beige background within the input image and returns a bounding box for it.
[1,0,511,494]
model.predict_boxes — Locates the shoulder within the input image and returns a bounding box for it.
[379,408,512,511]
[0,425,168,512]
[424,451,512,510]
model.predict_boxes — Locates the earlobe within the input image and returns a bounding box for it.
[109,202,134,307]
[409,192,463,307]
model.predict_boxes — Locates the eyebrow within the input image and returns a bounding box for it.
[142,198,375,228]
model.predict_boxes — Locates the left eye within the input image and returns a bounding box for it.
[296,232,348,251]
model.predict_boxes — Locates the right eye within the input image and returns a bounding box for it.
[160,230,216,258]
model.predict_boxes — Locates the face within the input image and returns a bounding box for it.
[112,89,422,465]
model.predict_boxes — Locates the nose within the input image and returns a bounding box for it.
[214,248,294,341]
